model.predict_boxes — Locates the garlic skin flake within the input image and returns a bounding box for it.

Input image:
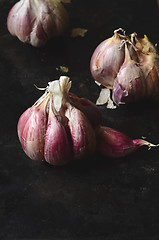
[7,0,69,47]
[70,28,88,38]
[17,76,99,165]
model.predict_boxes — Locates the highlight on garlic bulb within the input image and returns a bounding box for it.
[90,28,159,106]
[7,0,69,47]
[17,76,101,165]
[96,126,159,158]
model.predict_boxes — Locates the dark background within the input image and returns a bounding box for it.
[1,0,159,239]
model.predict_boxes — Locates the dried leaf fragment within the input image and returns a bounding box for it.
[71,28,88,38]
[56,66,69,73]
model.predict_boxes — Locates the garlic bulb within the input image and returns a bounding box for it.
[17,76,99,165]
[96,126,158,158]
[90,28,159,106]
[7,0,69,47]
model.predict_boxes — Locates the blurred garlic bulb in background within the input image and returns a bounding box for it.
[7,0,69,47]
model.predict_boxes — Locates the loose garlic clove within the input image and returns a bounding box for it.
[96,126,159,158]
[7,0,69,47]
[65,103,96,160]
[90,29,126,89]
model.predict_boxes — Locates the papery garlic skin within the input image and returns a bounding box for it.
[131,33,158,54]
[7,0,69,47]
[96,126,158,158]
[17,76,98,165]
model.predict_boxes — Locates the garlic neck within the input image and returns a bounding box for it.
[48,76,71,112]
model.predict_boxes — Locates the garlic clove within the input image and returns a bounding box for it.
[65,103,96,160]
[17,107,34,141]
[112,43,146,104]
[112,80,128,105]
[18,99,48,161]
[96,126,136,158]
[68,92,102,127]
[7,0,33,43]
[90,29,128,89]
[7,0,69,47]
[138,52,159,97]
[44,100,72,165]
[96,126,159,158]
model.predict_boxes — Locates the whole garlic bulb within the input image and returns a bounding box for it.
[7,0,69,47]
[17,76,100,165]
[90,28,159,105]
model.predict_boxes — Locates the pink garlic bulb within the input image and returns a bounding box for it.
[7,0,69,47]
[17,76,99,165]
[90,28,159,106]
[96,126,158,158]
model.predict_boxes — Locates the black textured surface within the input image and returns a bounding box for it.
[1,0,159,239]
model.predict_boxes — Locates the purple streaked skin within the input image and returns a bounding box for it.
[112,44,146,105]
[96,126,157,158]
[65,103,96,160]
[90,33,125,89]
[44,104,72,165]
[17,100,48,161]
